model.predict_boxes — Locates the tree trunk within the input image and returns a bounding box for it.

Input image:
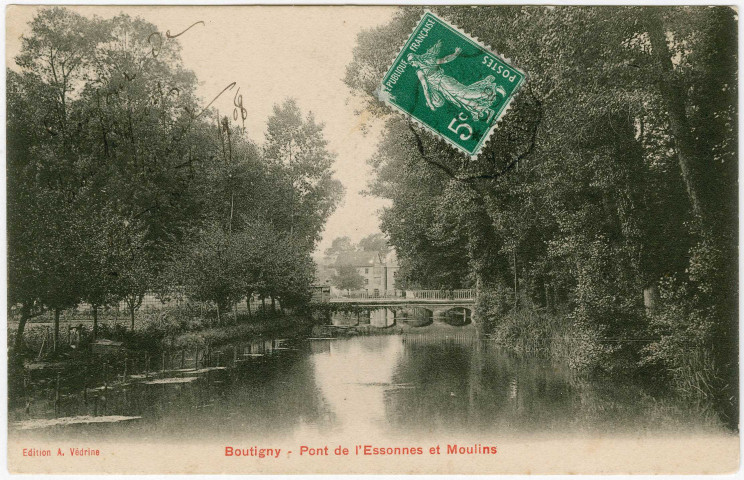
[467,197,511,287]
[130,306,136,331]
[261,297,266,312]
[53,308,60,352]
[643,285,659,314]
[14,303,31,352]
[271,297,276,312]
[647,16,707,228]
[92,305,98,340]
[246,297,252,317]
[513,247,519,309]
[216,304,221,325]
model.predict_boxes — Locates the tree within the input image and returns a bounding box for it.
[331,265,365,294]
[14,7,105,137]
[169,223,241,324]
[346,5,738,423]
[7,7,103,350]
[263,99,344,252]
[74,207,133,339]
[8,7,223,346]
[230,220,316,313]
[35,199,82,350]
[324,236,356,257]
[358,233,390,256]
[109,218,154,331]
[9,7,343,353]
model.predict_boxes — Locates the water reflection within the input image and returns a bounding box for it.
[308,335,723,438]
[9,334,725,442]
[308,337,405,437]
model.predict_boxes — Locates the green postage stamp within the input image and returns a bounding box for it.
[380,11,526,158]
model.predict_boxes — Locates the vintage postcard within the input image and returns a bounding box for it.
[4,3,740,475]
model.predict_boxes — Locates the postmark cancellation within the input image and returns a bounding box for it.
[380,11,527,158]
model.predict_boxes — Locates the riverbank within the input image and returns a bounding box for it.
[481,307,597,367]
[8,307,315,368]
[7,310,316,419]
[172,315,313,349]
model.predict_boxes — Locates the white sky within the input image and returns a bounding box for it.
[6,5,395,256]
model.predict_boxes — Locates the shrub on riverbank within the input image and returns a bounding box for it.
[8,306,311,361]
[640,273,734,423]
[478,275,736,428]
[171,315,312,349]
[481,302,605,372]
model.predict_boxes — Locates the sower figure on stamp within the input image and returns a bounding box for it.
[407,40,506,123]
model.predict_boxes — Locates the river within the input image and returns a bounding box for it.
[10,332,728,438]
[7,332,737,474]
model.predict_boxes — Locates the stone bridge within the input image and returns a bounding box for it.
[323,289,476,328]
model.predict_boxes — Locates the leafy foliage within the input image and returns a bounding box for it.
[346,6,737,424]
[331,265,366,293]
[8,7,341,348]
[358,233,390,256]
[324,236,356,257]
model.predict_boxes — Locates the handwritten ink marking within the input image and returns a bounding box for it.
[113,21,236,129]
[150,82,180,106]
[233,87,248,131]
[147,32,163,58]
[148,20,204,59]
[194,82,237,119]
[166,21,205,39]
[158,81,180,99]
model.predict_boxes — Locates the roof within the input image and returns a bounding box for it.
[334,251,381,267]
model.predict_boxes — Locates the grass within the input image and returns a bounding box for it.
[8,304,314,361]
[484,306,607,372]
[171,315,312,349]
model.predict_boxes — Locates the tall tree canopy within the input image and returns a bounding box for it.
[9,7,342,347]
[346,6,737,423]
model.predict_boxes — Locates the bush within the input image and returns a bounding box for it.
[9,303,304,362]
[171,315,311,349]
[474,284,514,334]
[641,275,720,404]
[477,285,607,372]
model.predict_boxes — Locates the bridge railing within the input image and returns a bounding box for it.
[329,289,474,301]
[331,290,404,299]
[406,289,474,300]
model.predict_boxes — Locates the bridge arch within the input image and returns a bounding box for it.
[395,307,433,327]
[319,289,476,329]
[441,307,472,326]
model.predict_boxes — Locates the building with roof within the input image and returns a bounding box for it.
[329,250,400,296]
